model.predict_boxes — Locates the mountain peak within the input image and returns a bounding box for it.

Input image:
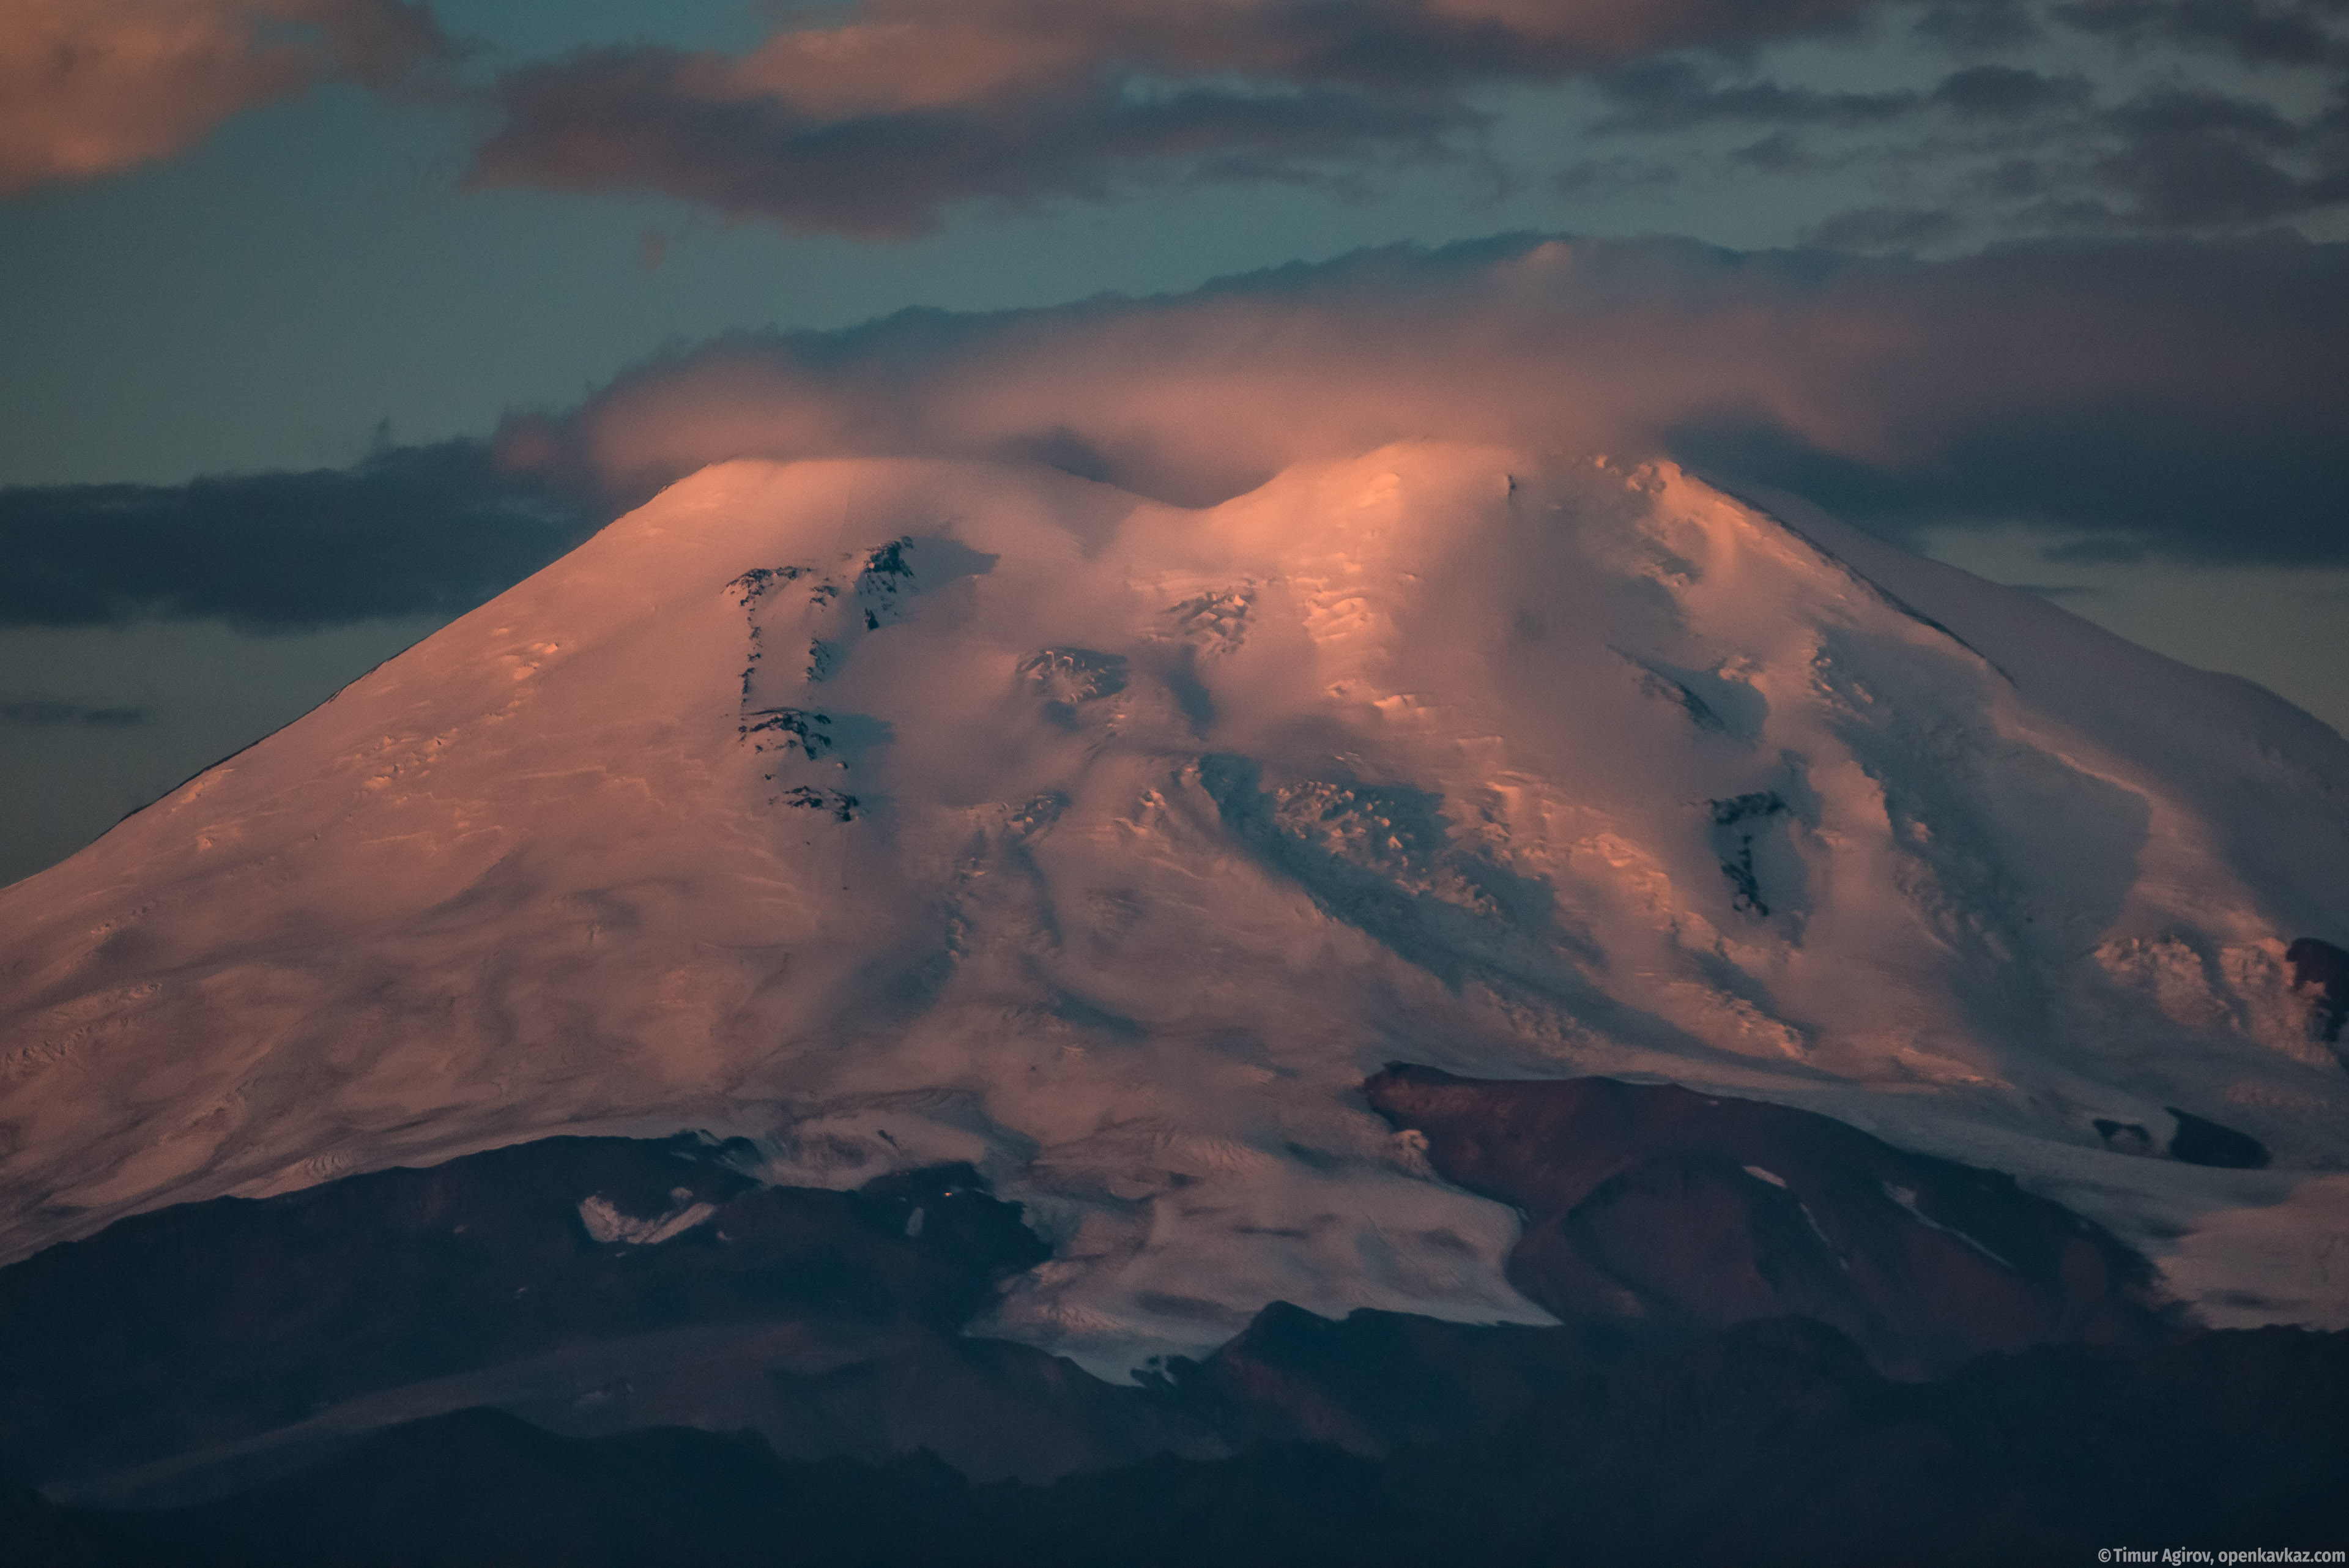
[3,445,2345,1372]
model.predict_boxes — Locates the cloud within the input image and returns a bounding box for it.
[2087,86,2349,227]
[2041,537,2151,563]
[1935,64,2098,119]
[1579,51,2347,243]
[1588,59,1921,132]
[457,0,2349,241]
[1583,59,2096,136]
[467,0,1881,236]
[19,0,2342,245]
[493,231,2349,567]
[0,440,604,629]
[472,47,1466,239]
[2054,0,2349,66]
[1914,0,2044,50]
[0,0,453,196]
[1801,205,1966,248]
[0,701,147,727]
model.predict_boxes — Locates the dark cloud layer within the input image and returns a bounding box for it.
[1667,400,2349,565]
[2056,0,2349,66]
[1581,7,2349,243]
[2087,86,2349,227]
[12,0,2344,247]
[459,0,2349,240]
[1589,59,2097,132]
[0,442,603,630]
[474,48,1463,239]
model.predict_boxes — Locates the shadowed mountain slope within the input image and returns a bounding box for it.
[0,1068,2219,1510]
[0,1138,1209,1506]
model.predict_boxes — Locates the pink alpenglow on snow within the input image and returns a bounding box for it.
[0,446,2344,1375]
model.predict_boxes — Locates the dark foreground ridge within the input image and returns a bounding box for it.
[6,1321,2345,1567]
[0,1135,1206,1504]
[0,1071,2337,1563]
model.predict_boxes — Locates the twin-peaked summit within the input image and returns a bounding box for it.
[2,445,2345,1372]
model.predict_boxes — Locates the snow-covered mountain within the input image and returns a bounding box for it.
[2,444,2345,1376]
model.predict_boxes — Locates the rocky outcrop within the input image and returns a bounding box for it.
[2288,935,2349,1051]
[1364,1067,2175,1377]
[2164,1107,2270,1169]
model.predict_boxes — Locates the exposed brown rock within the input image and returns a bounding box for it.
[1364,1066,2175,1378]
[2287,935,2349,1050]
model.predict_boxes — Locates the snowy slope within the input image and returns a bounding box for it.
[2,446,2344,1372]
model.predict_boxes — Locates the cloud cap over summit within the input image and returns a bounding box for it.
[505,231,2349,568]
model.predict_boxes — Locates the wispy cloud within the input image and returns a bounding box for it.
[2055,0,2349,67]
[0,0,453,195]
[2085,85,2349,228]
[0,700,147,727]
[14,1,2344,246]
[464,0,1885,236]
[1583,36,2348,247]
[455,0,2349,240]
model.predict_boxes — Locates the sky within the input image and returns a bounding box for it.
[1,0,2345,886]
